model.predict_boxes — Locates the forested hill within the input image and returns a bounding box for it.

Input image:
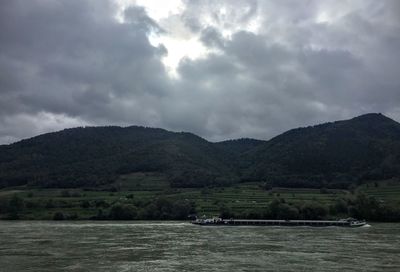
[0,113,400,189]
[215,138,266,155]
[241,113,400,188]
[0,126,238,188]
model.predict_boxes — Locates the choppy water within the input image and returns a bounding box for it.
[0,221,399,271]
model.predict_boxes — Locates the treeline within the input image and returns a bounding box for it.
[0,194,196,220]
[2,191,399,222]
[99,197,196,220]
[218,193,400,222]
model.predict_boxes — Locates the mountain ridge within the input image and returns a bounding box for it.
[1,113,399,189]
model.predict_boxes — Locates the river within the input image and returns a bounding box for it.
[0,221,399,271]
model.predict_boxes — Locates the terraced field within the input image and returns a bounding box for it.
[358,181,400,203]
[176,184,349,214]
[1,176,399,219]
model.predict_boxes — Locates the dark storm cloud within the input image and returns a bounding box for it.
[171,0,400,140]
[0,0,171,143]
[0,0,400,143]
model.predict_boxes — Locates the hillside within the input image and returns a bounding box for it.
[0,126,238,188]
[215,138,266,155]
[0,113,399,189]
[242,113,400,188]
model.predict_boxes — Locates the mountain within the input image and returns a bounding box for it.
[242,113,400,188]
[0,126,238,188]
[215,138,266,155]
[0,113,399,189]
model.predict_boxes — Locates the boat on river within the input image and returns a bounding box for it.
[191,217,367,227]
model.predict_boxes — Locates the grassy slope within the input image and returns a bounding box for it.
[1,173,399,220]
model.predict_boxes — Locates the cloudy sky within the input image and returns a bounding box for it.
[1,0,400,144]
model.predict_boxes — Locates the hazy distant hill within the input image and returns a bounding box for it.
[0,113,399,189]
[242,113,400,188]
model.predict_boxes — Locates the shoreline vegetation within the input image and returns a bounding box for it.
[1,179,399,222]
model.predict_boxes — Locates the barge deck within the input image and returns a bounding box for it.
[192,218,367,227]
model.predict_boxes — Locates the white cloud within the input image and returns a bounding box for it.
[0,112,89,144]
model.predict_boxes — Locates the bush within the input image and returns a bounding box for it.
[277,204,299,220]
[219,204,234,219]
[68,213,78,220]
[53,212,65,220]
[94,199,109,208]
[330,198,348,215]
[126,194,134,199]
[109,204,138,220]
[7,194,25,219]
[80,200,91,208]
[300,202,328,220]
[171,200,195,220]
[45,199,55,208]
[60,190,71,197]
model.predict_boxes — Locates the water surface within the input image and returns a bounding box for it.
[0,221,399,271]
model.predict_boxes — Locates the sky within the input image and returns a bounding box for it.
[1,0,400,144]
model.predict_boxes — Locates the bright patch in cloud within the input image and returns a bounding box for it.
[316,11,331,23]
[116,0,263,77]
[116,0,207,77]
[135,0,184,20]
[150,34,208,78]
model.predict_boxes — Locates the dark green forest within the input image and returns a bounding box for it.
[1,185,400,221]
[242,113,400,188]
[1,113,400,190]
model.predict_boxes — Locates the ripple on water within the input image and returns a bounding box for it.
[0,222,400,272]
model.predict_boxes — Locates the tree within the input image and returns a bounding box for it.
[301,202,328,220]
[109,204,137,220]
[277,204,299,220]
[94,199,109,208]
[155,198,173,219]
[53,212,65,220]
[329,198,348,215]
[7,194,25,219]
[81,200,91,208]
[219,204,234,219]
[60,190,71,197]
[138,203,158,220]
[92,209,106,220]
[45,199,55,208]
[350,193,380,220]
[171,200,195,220]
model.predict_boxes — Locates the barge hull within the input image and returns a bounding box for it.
[192,219,366,227]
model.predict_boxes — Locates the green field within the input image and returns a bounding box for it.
[0,173,399,220]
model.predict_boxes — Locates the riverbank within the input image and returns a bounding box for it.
[1,180,400,221]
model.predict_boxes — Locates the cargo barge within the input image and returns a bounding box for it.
[191,218,367,227]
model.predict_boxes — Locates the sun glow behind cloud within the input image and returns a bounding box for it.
[116,0,209,78]
[316,11,331,23]
[149,34,208,78]
[115,0,263,78]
